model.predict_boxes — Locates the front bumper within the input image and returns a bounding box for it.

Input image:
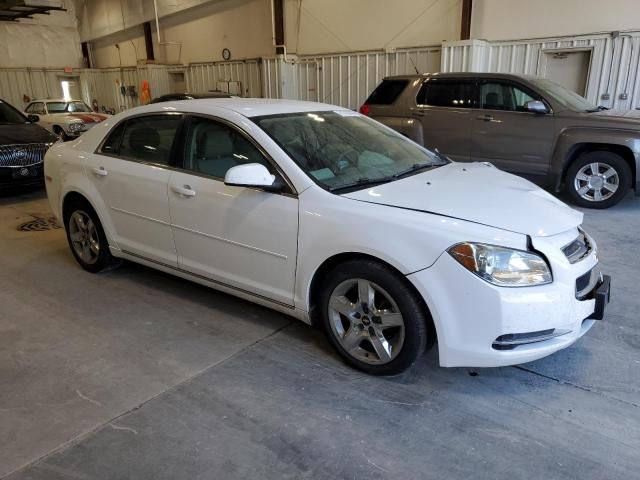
[0,164,44,189]
[408,231,607,368]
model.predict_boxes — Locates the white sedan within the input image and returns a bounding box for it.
[44,98,610,375]
[24,99,110,140]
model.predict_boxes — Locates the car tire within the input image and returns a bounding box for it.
[64,199,119,273]
[53,126,69,141]
[319,259,430,375]
[565,151,631,209]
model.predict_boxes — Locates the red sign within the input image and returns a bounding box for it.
[64,66,73,73]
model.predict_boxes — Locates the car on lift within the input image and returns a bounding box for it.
[24,99,110,141]
[45,98,610,375]
[0,98,58,190]
[150,91,233,103]
[360,73,640,208]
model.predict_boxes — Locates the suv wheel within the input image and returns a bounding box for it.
[319,259,430,375]
[64,200,119,273]
[566,151,631,209]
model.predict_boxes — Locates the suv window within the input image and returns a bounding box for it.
[480,82,540,112]
[365,80,408,105]
[417,79,476,108]
[184,116,272,179]
[117,114,182,165]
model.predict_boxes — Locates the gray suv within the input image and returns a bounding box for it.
[360,73,640,208]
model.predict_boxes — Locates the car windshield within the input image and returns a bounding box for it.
[47,101,92,113]
[529,78,599,112]
[0,100,27,124]
[254,111,447,192]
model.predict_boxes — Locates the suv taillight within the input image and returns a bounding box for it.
[359,104,371,116]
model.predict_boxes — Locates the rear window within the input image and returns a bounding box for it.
[365,79,408,105]
[416,80,476,108]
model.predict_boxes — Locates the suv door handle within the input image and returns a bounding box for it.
[171,184,196,198]
[92,166,108,177]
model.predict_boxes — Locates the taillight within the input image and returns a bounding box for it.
[359,104,371,116]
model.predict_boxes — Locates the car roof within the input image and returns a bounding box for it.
[30,99,84,103]
[134,98,346,118]
[382,72,540,82]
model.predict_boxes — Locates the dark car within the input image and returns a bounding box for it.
[0,98,58,190]
[361,73,640,208]
[150,91,233,103]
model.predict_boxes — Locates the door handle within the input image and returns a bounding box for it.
[171,184,196,198]
[92,166,108,177]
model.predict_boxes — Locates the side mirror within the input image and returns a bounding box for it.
[27,114,40,123]
[224,163,283,192]
[524,100,548,114]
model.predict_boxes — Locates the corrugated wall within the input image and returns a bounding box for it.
[80,67,140,113]
[262,46,442,110]
[0,68,64,110]
[185,60,263,98]
[442,31,640,110]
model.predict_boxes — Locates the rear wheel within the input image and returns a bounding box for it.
[64,200,119,273]
[565,151,631,208]
[319,259,430,375]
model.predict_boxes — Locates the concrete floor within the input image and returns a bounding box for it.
[1,188,639,480]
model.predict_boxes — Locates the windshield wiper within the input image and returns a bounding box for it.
[392,162,439,179]
[329,177,393,192]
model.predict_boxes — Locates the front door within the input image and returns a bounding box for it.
[470,80,555,179]
[411,78,477,162]
[168,115,298,305]
[87,113,182,265]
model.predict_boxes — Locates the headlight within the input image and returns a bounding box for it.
[448,242,552,287]
[68,122,84,132]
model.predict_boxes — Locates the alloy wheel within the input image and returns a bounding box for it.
[574,162,619,202]
[68,210,100,265]
[327,278,405,365]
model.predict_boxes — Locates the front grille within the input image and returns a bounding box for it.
[0,143,49,168]
[562,231,591,264]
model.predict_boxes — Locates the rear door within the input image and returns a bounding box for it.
[470,79,555,178]
[85,113,182,265]
[410,78,477,162]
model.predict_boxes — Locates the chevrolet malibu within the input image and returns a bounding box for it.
[44,99,611,375]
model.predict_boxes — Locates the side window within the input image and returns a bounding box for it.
[26,102,45,114]
[365,80,408,105]
[118,114,182,165]
[101,122,127,154]
[184,117,272,179]
[416,80,475,108]
[480,82,539,112]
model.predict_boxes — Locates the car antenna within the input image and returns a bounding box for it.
[409,56,420,75]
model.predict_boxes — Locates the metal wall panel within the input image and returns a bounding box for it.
[0,68,64,110]
[275,46,441,110]
[442,32,640,110]
[79,67,140,113]
[185,60,262,97]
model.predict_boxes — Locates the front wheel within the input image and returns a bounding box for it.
[565,151,631,208]
[319,260,430,375]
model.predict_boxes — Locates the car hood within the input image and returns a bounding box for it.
[0,122,57,144]
[342,162,582,237]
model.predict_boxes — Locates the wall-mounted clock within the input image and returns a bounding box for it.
[222,48,231,61]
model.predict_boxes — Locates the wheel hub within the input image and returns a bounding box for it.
[574,162,619,202]
[327,278,405,365]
